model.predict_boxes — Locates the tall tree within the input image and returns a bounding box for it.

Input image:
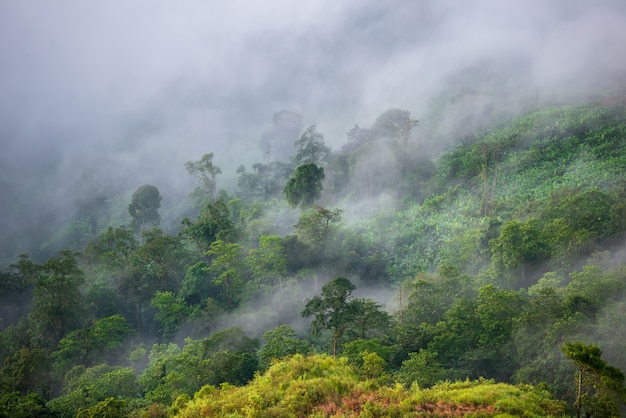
[293,125,332,166]
[0,347,51,397]
[185,152,222,204]
[294,206,343,247]
[345,298,390,341]
[181,199,236,256]
[561,341,626,417]
[206,240,246,309]
[371,108,419,145]
[246,235,287,291]
[29,251,85,344]
[301,277,356,356]
[260,110,303,162]
[52,314,134,370]
[117,229,186,335]
[128,184,162,244]
[284,163,325,208]
[84,226,138,270]
[258,325,310,370]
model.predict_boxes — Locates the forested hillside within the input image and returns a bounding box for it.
[2,100,626,417]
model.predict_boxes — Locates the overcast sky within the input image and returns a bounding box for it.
[1,0,626,250]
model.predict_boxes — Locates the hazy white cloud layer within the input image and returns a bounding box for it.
[1,0,625,246]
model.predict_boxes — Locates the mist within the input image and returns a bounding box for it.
[2,0,626,263]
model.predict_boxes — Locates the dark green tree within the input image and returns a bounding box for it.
[84,227,137,270]
[29,251,85,344]
[301,277,356,356]
[52,315,134,370]
[0,256,35,328]
[49,364,140,417]
[0,391,55,418]
[0,347,51,397]
[490,218,549,285]
[128,184,162,244]
[284,163,325,208]
[206,240,247,309]
[181,199,236,256]
[118,229,186,335]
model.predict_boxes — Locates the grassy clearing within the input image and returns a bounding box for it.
[174,354,567,417]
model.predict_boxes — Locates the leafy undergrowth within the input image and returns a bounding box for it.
[173,354,567,417]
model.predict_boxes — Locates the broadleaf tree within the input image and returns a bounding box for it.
[284,163,325,209]
[128,184,162,244]
[301,276,356,356]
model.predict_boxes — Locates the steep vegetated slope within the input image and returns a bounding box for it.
[2,100,626,416]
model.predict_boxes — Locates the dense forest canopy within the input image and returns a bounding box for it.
[2,1,626,417]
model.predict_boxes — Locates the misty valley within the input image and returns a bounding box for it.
[2,98,626,417]
[4,1,626,415]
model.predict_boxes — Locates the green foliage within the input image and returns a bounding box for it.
[52,314,134,370]
[173,354,566,417]
[84,227,137,271]
[151,291,191,340]
[284,162,325,208]
[7,98,626,414]
[345,298,391,342]
[237,161,294,202]
[245,235,287,291]
[128,184,162,238]
[490,218,550,282]
[181,199,237,255]
[76,397,127,418]
[561,341,626,417]
[295,205,343,247]
[258,324,310,370]
[302,277,356,355]
[398,349,447,388]
[0,391,55,418]
[49,364,140,418]
[116,228,188,334]
[206,240,246,308]
[0,347,51,397]
[293,125,332,166]
[29,250,86,344]
[139,328,259,404]
[185,152,222,204]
